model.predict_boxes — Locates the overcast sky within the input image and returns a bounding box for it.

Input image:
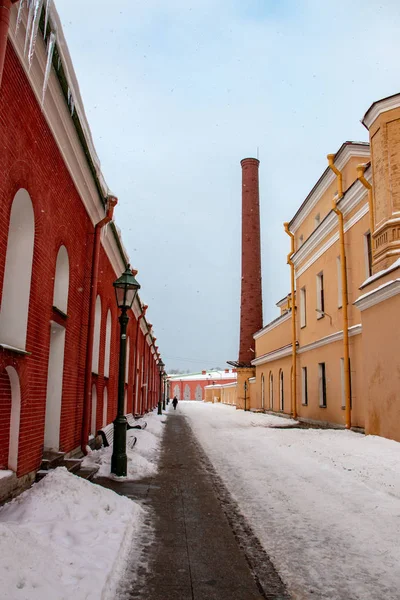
[55,0,400,373]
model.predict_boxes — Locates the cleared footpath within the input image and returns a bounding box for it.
[98,411,288,600]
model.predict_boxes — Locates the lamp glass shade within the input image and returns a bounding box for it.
[158,359,165,373]
[113,266,140,310]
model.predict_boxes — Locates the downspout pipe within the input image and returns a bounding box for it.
[81,196,117,454]
[133,304,148,414]
[284,222,297,420]
[327,154,351,429]
[0,1,19,90]
[357,163,374,239]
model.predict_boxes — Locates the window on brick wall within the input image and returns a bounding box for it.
[102,387,108,427]
[53,246,69,315]
[318,362,327,407]
[92,295,101,374]
[0,189,35,351]
[104,310,112,378]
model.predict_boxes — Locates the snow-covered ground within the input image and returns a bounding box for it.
[0,410,165,600]
[181,401,400,600]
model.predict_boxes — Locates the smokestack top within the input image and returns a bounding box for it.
[240,157,260,167]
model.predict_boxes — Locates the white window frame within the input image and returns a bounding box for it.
[300,287,307,328]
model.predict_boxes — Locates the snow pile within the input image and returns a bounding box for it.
[182,401,400,600]
[0,467,144,600]
[83,411,166,481]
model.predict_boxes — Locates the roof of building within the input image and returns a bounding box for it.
[168,370,237,382]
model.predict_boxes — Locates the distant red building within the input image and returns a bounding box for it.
[168,370,237,401]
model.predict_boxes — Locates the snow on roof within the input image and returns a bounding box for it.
[168,370,237,382]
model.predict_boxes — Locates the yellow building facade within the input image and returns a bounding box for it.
[220,93,400,444]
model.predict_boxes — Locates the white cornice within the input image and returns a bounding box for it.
[248,377,256,383]
[290,144,370,233]
[294,200,369,278]
[220,382,237,389]
[254,310,291,340]
[252,344,292,366]
[8,7,130,281]
[353,279,400,311]
[297,324,362,354]
[363,94,400,129]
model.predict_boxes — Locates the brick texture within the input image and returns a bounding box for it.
[239,158,263,365]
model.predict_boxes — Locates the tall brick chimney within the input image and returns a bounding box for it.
[238,157,263,366]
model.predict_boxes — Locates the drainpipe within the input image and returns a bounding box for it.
[133,304,147,414]
[284,222,297,419]
[0,1,18,90]
[327,154,351,429]
[81,196,117,454]
[357,163,374,239]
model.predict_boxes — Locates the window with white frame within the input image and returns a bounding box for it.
[0,189,35,350]
[279,370,284,410]
[364,231,373,278]
[301,367,308,405]
[300,287,307,328]
[336,256,342,308]
[104,310,112,378]
[318,362,327,407]
[269,372,273,409]
[316,272,324,318]
[92,295,101,374]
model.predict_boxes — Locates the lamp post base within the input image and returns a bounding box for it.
[162,399,166,410]
[111,416,127,477]
[157,401,162,415]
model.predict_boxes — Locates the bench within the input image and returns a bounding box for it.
[97,423,137,449]
[126,413,147,430]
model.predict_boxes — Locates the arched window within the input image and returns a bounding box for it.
[279,369,284,411]
[92,295,101,373]
[0,189,35,350]
[184,384,190,400]
[53,245,69,314]
[91,384,97,436]
[173,384,180,400]
[102,387,108,426]
[195,384,202,401]
[6,367,21,472]
[269,372,273,409]
[104,310,112,378]
[261,373,265,409]
[125,336,130,383]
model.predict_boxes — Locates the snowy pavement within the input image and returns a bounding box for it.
[181,401,400,600]
[0,410,165,600]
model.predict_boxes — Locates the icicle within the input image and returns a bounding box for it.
[44,0,52,40]
[67,87,72,105]
[41,31,56,106]
[27,0,44,69]
[24,0,34,56]
[70,97,75,117]
[15,0,25,35]
[57,55,61,70]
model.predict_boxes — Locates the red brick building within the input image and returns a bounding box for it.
[0,2,163,492]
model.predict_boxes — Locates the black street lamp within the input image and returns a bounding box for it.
[157,359,165,415]
[162,372,167,410]
[111,265,140,477]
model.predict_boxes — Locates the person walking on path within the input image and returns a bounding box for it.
[172,396,178,410]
